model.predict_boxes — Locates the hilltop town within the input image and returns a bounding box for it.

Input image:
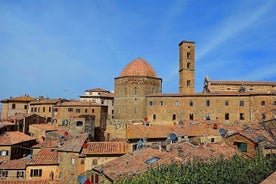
[0,41,276,183]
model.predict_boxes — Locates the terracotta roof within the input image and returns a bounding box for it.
[119,57,158,78]
[1,95,35,103]
[29,98,61,105]
[0,131,36,145]
[209,80,276,86]
[261,171,276,184]
[82,142,127,155]
[58,133,88,152]
[126,123,223,139]
[0,158,28,170]
[85,88,110,92]
[55,101,106,107]
[93,148,181,182]
[27,148,58,165]
[30,123,57,131]
[170,142,245,161]
[0,121,16,128]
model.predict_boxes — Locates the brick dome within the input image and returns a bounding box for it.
[120,57,157,77]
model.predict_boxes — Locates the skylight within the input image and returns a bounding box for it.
[145,157,160,165]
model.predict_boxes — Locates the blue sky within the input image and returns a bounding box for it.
[0,0,275,101]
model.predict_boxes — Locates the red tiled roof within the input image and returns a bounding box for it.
[93,148,181,182]
[27,148,58,165]
[0,121,16,128]
[82,142,127,155]
[170,142,245,161]
[58,133,88,152]
[1,95,35,103]
[0,158,28,170]
[55,101,106,107]
[0,131,36,145]
[119,57,158,78]
[85,88,110,92]
[29,98,61,105]
[30,123,57,131]
[209,80,276,86]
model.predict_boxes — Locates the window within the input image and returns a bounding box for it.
[92,108,95,113]
[261,101,266,106]
[24,105,28,109]
[237,142,247,152]
[17,171,24,178]
[149,101,153,106]
[81,158,85,165]
[91,174,99,184]
[12,103,16,109]
[274,101,276,105]
[30,169,42,177]
[85,109,88,113]
[76,121,83,126]
[76,109,80,113]
[48,107,51,112]
[189,100,193,106]
[189,114,194,120]
[240,113,245,120]
[187,52,191,59]
[225,113,229,120]
[42,107,45,112]
[225,100,229,106]
[172,114,176,120]
[175,101,179,106]
[160,101,163,106]
[262,114,266,120]
[1,150,8,156]
[145,157,160,165]
[134,87,137,96]
[187,80,191,87]
[31,107,34,112]
[206,100,210,106]
[211,138,215,143]
[206,114,211,120]
[71,158,75,165]
[38,107,40,113]
[239,100,244,106]
[34,107,37,112]
[92,159,98,165]
[187,62,191,69]
[68,108,73,112]
[153,114,156,120]
[70,174,74,181]
[1,170,8,178]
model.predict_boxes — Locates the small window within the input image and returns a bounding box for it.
[187,52,191,59]
[240,113,245,120]
[187,80,191,87]
[38,107,40,113]
[172,114,176,120]
[49,107,51,112]
[1,150,9,156]
[81,158,85,165]
[273,101,276,105]
[206,100,210,106]
[1,170,8,178]
[187,62,191,69]
[261,101,265,106]
[237,142,247,152]
[160,101,163,106]
[17,171,24,178]
[12,103,16,109]
[189,114,194,120]
[225,100,229,106]
[211,138,215,143]
[134,87,137,96]
[30,169,42,177]
[92,108,95,113]
[31,107,34,112]
[225,113,229,120]
[85,109,88,113]
[145,157,160,165]
[71,158,75,165]
[239,100,244,106]
[68,108,73,112]
[189,100,193,106]
[175,101,179,106]
[42,107,45,112]
[76,121,83,126]
[206,114,211,120]
[34,107,37,112]
[76,109,80,113]
[153,114,156,120]
[24,105,28,109]
[149,101,153,106]
[92,159,98,165]
[262,114,266,120]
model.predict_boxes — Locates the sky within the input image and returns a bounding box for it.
[0,0,276,101]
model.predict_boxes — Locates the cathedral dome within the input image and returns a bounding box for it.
[120,57,157,77]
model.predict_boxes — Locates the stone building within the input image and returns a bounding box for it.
[107,40,276,141]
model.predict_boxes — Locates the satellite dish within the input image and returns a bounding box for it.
[219,128,226,136]
[169,133,177,141]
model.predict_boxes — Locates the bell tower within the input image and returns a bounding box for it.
[179,40,195,94]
